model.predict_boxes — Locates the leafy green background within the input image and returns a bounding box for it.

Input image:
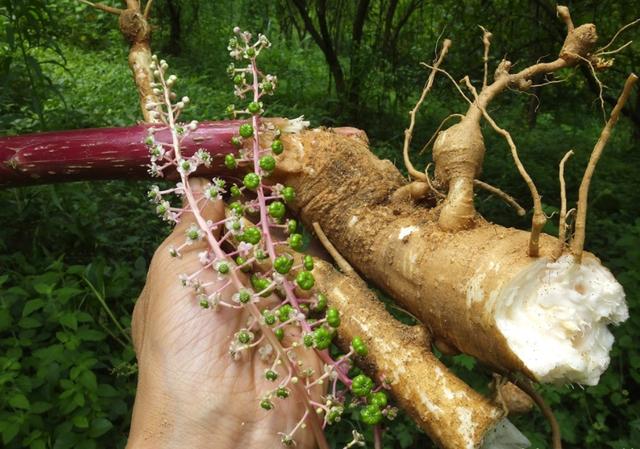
[1,1,638,448]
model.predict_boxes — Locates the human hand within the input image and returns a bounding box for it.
[126,179,322,449]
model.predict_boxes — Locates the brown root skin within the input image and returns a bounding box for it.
[424,5,601,234]
[432,117,485,230]
[313,259,504,449]
[490,376,534,415]
[274,128,597,378]
[82,0,160,123]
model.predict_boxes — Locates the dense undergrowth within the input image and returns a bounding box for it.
[1,1,639,448]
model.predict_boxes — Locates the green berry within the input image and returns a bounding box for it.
[271,139,284,155]
[278,304,293,322]
[289,233,303,251]
[276,387,290,399]
[260,399,273,410]
[242,227,261,244]
[369,391,388,409]
[248,101,261,114]
[224,154,237,169]
[360,404,382,425]
[238,290,251,304]
[351,374,374,397]
[225,104,235,118]
[265,370,278,381]
[352,336,368,356]
[303,255,314,271]
[262,81,273,92]
[229,201,244,215]
[303,334,314,347]
[239,123,254,138]
[217,262,230,274]
[255,249,267,260]
[314,293,327,312]
[296,271,315,290]
[287,219,297,233]
[274,328,285,340]
[199,299,209,309]
[274,255,294,274]
[251,275,271,295]
[326,308,340,328]
[233,75,244,85]
[259,155,276,171]
[231,136,242,147]
[243,172,260,189]
[268,201,286,219]
[313,327,333,350]
[263,310,276,326]
[245,47,256,57]
[282,186,296,203]
[237,330,251,344]
[230,184,242,197]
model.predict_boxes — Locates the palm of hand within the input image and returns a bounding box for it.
[127,197,322,449]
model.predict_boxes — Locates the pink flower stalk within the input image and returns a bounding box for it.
[140,29,390,449]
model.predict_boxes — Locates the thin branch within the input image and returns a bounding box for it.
[312,222,354,275]
[474,179,526,216]
[78,0,123,15]
[463,77,546,257]
[511,377,562,449]
[419,113,464,154]
[143,0,153,18]
[598,40,633,57]
[403,39,451,182]
[597,18,640,53]
[480,26,492,89]
[421,63,473,104]
[425,163,445,198]
[572,73,638,261]
[555,150,574,258]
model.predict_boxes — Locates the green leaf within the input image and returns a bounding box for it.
[1,422,20,445]
[89,417,113,438]
[31,401,53,413]
[59,312,78,330]
[76,328,105,342]
[22,298,46,317]
[72,415,89,429]
[18,316,42,329]
[9,392,30,409]
[33,283,54,295]
[0,308,12,332]
[79,370,97,391]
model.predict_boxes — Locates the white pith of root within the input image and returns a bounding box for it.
[495,254,628,385]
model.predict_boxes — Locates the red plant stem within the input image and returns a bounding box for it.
[0,121,244,187]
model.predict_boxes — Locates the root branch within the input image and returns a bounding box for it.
[572,73,638,261]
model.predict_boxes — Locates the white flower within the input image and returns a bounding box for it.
[237,241,253,256]
[174,182,186,196]
[198,251,210,265]
[258,344,273,361]
[208,291,222,309]
[147,185,161,203]
[178,274,190,287]
[176,158,196,176]
[185,224,204,244]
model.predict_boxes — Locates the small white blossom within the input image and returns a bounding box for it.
[185,224,204,244]
[198,251,210,265]
[258,344,273,361]
[237,241,253,256]
[176,158,196,176]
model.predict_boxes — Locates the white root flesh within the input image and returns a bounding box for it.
[494,254,627,385]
